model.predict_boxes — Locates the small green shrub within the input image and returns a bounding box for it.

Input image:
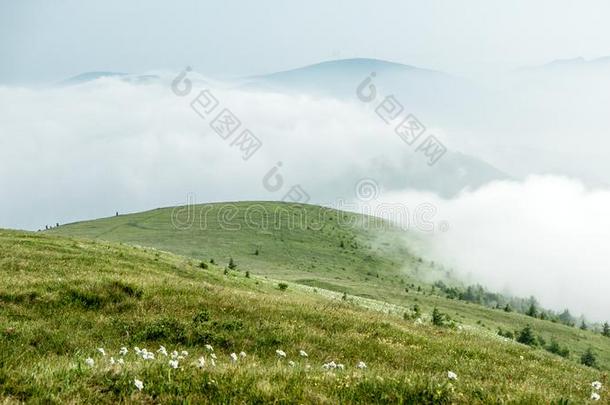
[432,307,446,326]
[192,309,210,324]
[497,328,514,340]
[516,325,537,346]
[136,318,187,343]
[546,339,570,358]
[64,281,143,310]
[580,348,598,368]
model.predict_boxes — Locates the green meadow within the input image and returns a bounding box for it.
[0,202,606,403]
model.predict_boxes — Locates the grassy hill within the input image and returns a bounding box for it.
[49,202,445,297]
[0,229,607,403]
[48,202,610,374]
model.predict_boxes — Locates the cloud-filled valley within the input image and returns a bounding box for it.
[1,65,609,320]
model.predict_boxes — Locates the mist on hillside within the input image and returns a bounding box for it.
[363,176,610,321]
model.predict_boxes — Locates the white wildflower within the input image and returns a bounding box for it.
[210,353,217,360]
[337,363,345,370]
[230,353,238,362]
[134,346,141,355]
[110,357,115,365]
[205,344,214,352]
[288,360,296,367]
[239,351,246,358]
[276,349,287,358]
[592,381,603,390]
[118,358,125,365]
[210,358,216,367]
[323,361,337,370]
[143,351,155,360]
[97,348,106,356]
[181,350,189,357]
[169,359,179,369]
[591,392,600,401]
[134,379,144,391]
[157,346,168,356]
[197,357,206,368]
[119,347,128,356]
[85,357,94,367]
[171,350,179,359]
[447,371,458,381]
[299,350,308,357]
[357,361,367,369]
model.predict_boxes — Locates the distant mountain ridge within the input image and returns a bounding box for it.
[59,59,509,197]
[240,58,507,196]
[59,71,160,86]
[247,58,450,81]
[517,55,610,72]
[241,58,478,108]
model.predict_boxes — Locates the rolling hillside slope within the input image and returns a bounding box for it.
[0,229,607,403]
[50,202,444,294]
[49,202,610,372]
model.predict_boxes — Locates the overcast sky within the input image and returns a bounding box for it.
[2,0,610,84]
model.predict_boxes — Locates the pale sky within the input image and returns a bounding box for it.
[1,0,610,83]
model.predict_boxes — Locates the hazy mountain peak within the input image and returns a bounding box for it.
[59,71,127,85]
[544,56,586,67]
[518,55,610,72]
[249,57,450,82]
[58,71,160,86]
[592,55,610,64]
[284,57,426,71]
